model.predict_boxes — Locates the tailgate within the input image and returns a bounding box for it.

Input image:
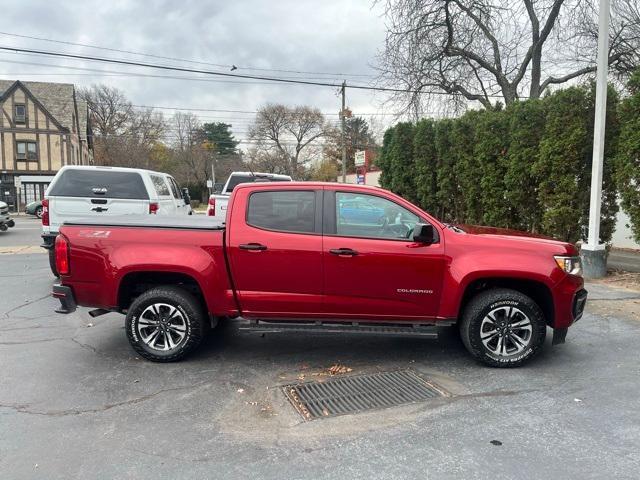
[50,197,148,232]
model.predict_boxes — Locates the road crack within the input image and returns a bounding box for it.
[0,381,211,417]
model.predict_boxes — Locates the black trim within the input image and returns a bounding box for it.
[41,232,58,249]
[61,215,224,231]
[53,284,77,314]
[573,289,588,322]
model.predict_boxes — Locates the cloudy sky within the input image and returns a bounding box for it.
[0,0,392,142]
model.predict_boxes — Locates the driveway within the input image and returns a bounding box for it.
[1,218,639,479]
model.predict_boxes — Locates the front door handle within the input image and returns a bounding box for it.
[329,248,358,256]
[239,243,268,251]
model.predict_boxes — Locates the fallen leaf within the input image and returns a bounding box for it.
[490,440,502,446]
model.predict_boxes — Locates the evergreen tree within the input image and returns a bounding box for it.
[388,122,417,203]
[201,122,239,156]
[581,83,620,244]
[413,119,438,214]
[615,70,640,242]
[536,87,590,242]
[434,119,461,222]
[504,100,546,231]
[451,111,482,224]
[377,127,395,190]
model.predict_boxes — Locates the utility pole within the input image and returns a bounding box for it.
[340,81,347,183]
[581,0,610,278]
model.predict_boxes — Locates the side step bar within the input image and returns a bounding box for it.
[238,320,440,338]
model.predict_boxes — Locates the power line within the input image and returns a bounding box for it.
[0,45,467,96]
[0,31,375,79]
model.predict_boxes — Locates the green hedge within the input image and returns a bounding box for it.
[615,71,640,243]
[377,83,623,244]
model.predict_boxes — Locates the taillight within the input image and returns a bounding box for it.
[207,197,215,216]
[42,198,49,226]
[55,235,70,275]
[149,202,159,214]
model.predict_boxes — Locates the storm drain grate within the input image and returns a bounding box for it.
[283,369,449,420]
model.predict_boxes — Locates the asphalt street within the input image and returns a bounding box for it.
[1,216,639,479]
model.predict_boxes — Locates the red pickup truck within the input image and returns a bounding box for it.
[52,182,586,367]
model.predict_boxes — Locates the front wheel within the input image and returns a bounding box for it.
[460,288,546,368]
[125,286,206,362]
[35,206,43,219]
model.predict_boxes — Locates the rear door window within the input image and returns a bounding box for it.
[48,169,149,199]
[151,174,171,197]
[168,177,182,199]
[247,191,315,233]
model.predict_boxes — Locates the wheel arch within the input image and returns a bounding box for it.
[117,271,208,313]
[458,277,555,327]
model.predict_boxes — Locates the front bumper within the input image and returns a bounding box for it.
[52,284,77,314]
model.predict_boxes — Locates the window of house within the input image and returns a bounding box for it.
[247,190,316,233]
[14,104,26,124]
[16,141,37,161]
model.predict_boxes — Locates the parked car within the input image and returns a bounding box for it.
[52,182,586,367]
[206,172,292,221]
[25,200,43,218]
[42,166,192,276]
[0,200,15,231]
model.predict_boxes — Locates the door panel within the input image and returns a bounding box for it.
[228,189,323,317]
[323,189,446,320]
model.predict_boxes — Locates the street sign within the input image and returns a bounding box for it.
[14,176,21,188]
[206,180,213,188]
[356,174,365,185]
[355,150,366,167]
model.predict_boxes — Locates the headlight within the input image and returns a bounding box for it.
[554,256,583,276]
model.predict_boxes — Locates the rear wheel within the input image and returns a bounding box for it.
[460,288,546,368]
[48,249,59,277]
[35,206,43,219]
[125,286,206,362]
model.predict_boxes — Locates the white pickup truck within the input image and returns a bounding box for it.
[42,165,192,275]
[206,172,292,221]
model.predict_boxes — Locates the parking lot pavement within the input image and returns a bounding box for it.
[0,252,638,480]
[0,216,43,251]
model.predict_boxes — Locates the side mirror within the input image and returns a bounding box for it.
[181,187,191,205]
[412,223,436,244]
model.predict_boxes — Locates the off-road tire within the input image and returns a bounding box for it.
[48,249,59,277]
[460,288,546,368]
[125,286,206,362]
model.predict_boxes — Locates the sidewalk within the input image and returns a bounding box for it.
[609,248,640,273]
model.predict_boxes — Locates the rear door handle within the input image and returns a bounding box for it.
[239,243,268,251]
[329,248,358,256]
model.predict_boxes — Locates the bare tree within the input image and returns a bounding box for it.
[79,84,165,168]
[247,104,326,178]
[376,0,640,113]
[170,112,210,199]
[78,84,133,135]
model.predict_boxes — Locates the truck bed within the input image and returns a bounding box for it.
[58,216,236,316]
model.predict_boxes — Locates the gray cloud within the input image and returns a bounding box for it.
[0,0,391,142]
